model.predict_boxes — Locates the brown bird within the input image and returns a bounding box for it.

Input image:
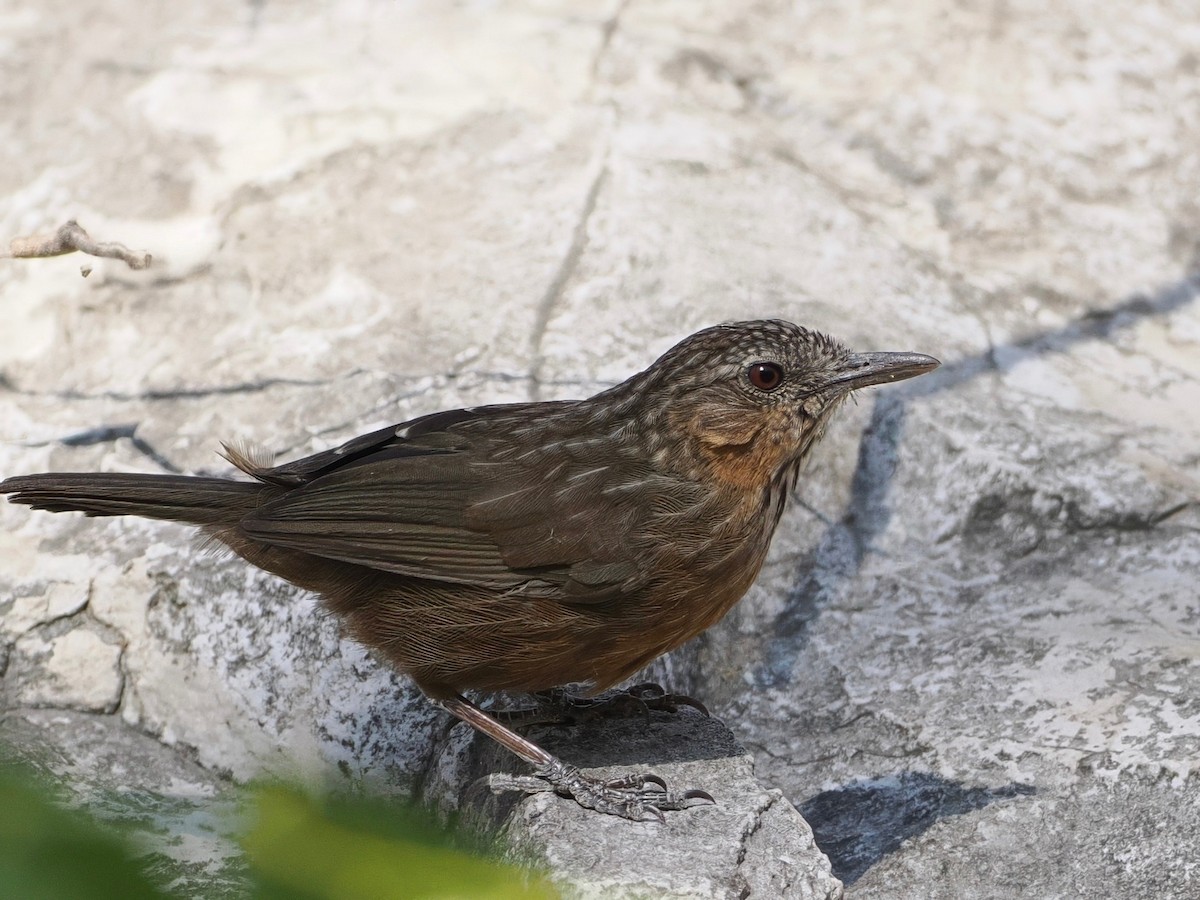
[1,320,938,820]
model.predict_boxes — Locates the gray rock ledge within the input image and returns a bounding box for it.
[428,707,843,899]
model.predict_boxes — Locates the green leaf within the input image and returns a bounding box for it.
[0,769,169,900]
[242,786,558,900]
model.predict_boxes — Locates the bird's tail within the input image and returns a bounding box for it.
[0,472,261,527]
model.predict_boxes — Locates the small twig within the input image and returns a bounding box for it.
[3,219,152,273]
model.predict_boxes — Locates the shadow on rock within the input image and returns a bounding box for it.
[799,772,1035,885]
[755,272,1200,689]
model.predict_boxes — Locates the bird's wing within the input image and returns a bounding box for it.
[229,404,554,487]
[236,403,679,604]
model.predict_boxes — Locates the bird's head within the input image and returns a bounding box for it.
[617,319,939,489]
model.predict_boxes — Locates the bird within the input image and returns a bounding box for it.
[1,319,938,820]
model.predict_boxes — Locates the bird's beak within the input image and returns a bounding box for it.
[827,351,941,392]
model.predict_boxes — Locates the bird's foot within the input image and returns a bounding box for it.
[586,682,710,720]
[498,682,708,728]
[489,759,715,822]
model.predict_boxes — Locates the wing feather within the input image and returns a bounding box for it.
[235,402,665,605]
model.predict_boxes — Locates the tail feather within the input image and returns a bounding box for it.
[1,473,263,527]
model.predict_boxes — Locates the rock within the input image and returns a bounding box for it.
[430,709,842,899]
[2,1,1199,897]
[0,581,89,636]
[10,622,123,713]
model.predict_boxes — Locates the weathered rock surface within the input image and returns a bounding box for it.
[2,1,1198,897]
[432,711,839,899]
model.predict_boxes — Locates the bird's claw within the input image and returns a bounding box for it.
[538,682,709,726]
[489,760,716,822]
[622,682,710,717]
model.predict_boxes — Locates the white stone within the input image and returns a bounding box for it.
[1,581,88,637]
[14,626,123,713]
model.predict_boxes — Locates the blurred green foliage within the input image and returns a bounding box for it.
[0,769,167,900]
[0,766,557,899]
[243,785,557,900]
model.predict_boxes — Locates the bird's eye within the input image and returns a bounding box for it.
[747,362,784,391]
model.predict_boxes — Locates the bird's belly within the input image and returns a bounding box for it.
[453,546,767,693]
[330,549,765,697]
[318,499,776,695]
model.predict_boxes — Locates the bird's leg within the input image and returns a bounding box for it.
[433,693,714,822]
[495,682,709,729]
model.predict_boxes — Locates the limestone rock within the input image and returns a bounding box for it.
[1,1,1198,897]
[10,623,123,714]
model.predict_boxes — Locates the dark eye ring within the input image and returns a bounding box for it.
[747,362,784,391]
